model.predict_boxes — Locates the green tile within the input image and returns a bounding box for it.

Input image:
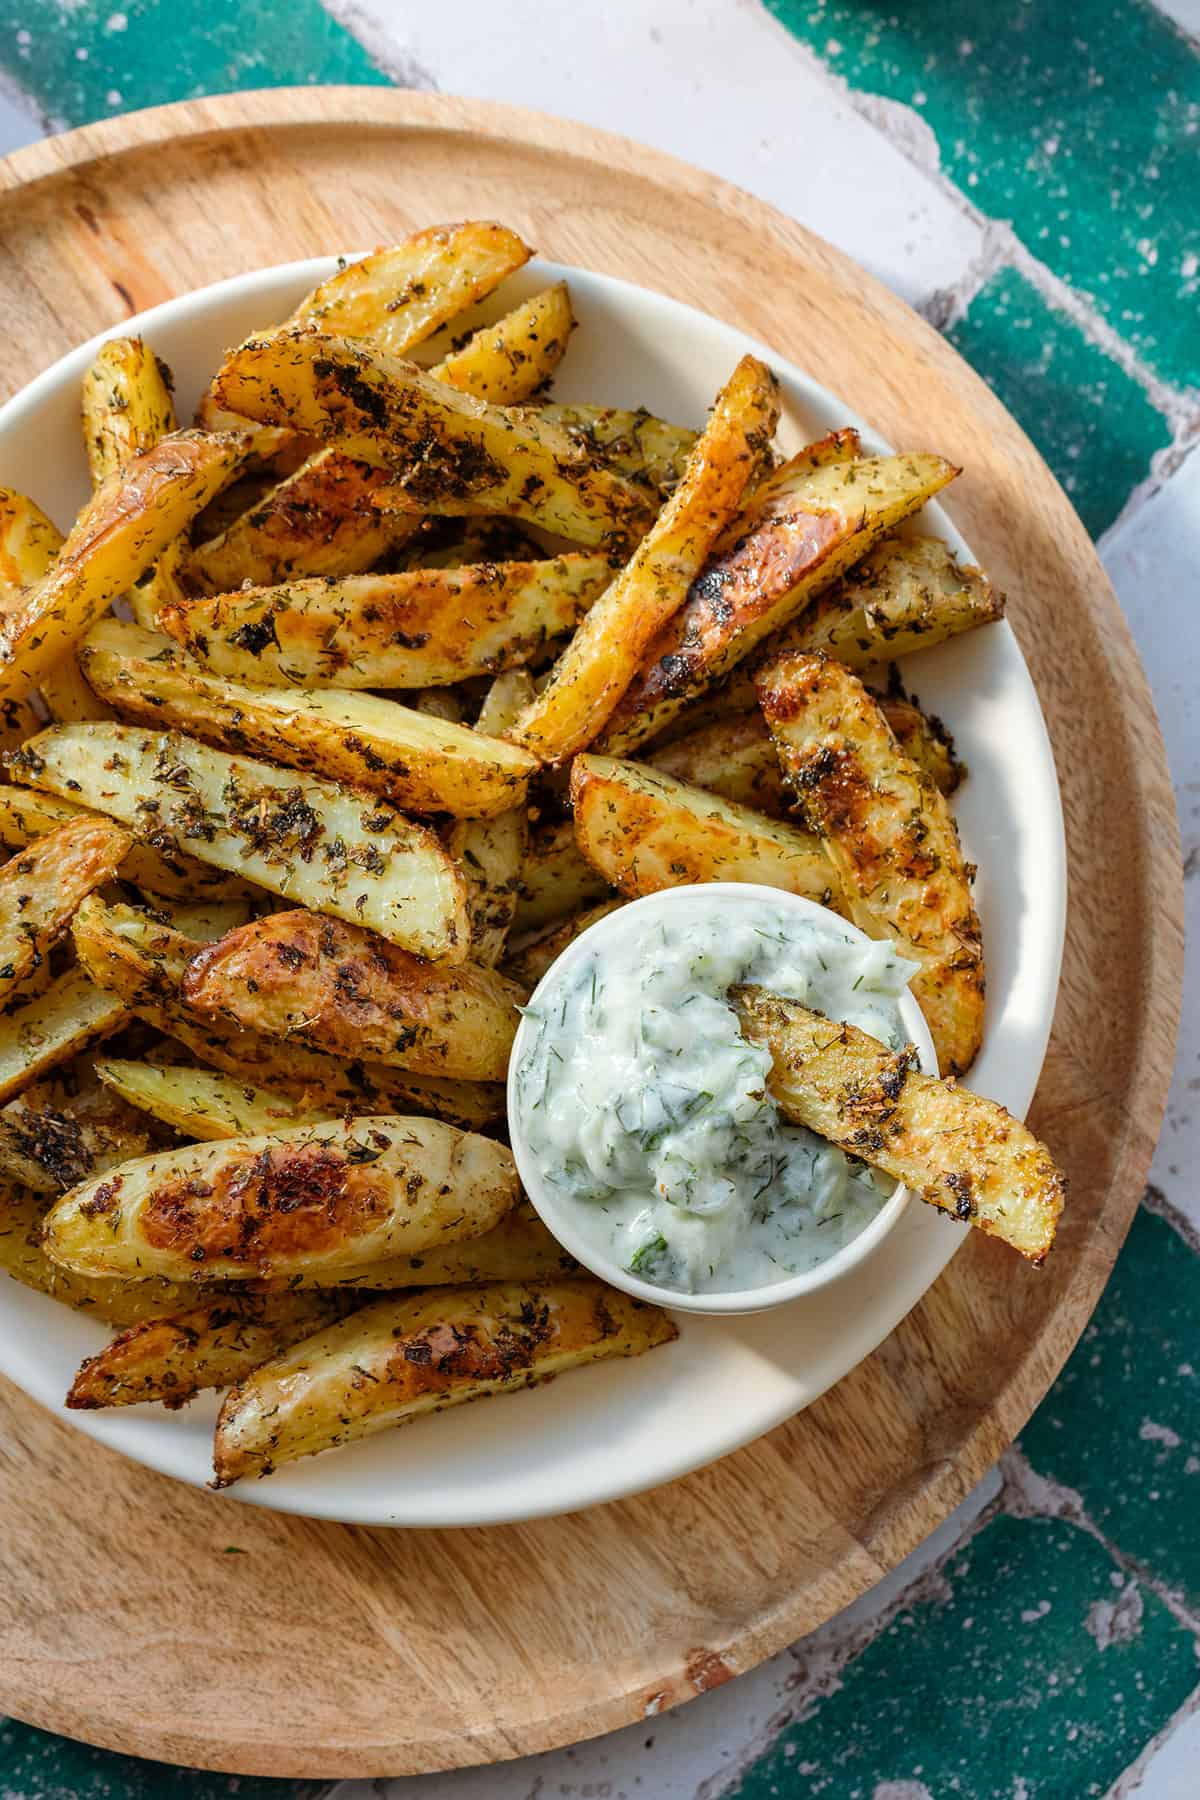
[0,1719,323,1800]
[945,267,1170,536]
[0,0,387,130]
[724,1513,1197,1800]
[1020,1206,1200,1606]
[765,0,1200,391]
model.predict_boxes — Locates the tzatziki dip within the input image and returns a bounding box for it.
[511,887,918,1297]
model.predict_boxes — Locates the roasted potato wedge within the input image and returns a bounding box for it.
[570,754,840,907]
[0,486,63,593]
[94,1059,335,1141]
[780,534,1005,666]
[44,1115,520,1284]
[733,986,1063,1261]
[512,817,613,936]
[212,1277,677,1484]
[878,692,963,796]
[0,1080,152,1196]
[66,1290,351,1410]
[0,432,245,703]
[755,652,983,1075]
[38,653,112,724]
[0,966,128,1104]
[215,330,655,550]
[0,781,257,903]
[445,668,533,964]
[309,1200,576,1290]
[73,900,504,1130]
[158,554,614,690]
[80,620,537,819]
[0,815,130,1005]
[540,404,697,497]
[503,898,625,988]
[510,355,780,763]
[81,335,177,487]
[431,281,574,404]
[11,723,469,960]
[0,1182,192,1326]
[599,447,958,753]
[181,910,524,1083]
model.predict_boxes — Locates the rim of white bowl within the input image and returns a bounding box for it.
[507,883,939,1316]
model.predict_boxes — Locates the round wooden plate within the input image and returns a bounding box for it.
[0,90,1181,1778]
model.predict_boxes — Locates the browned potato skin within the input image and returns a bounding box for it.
[66,1291,350,1410]
[212,1277,678,1485]
[733,986,1064,1262]
[570,754,841,907]
[72,899,505,1131]
[0,816,130,1003]
[182,910,525,1083]
[599,445,958,754]
[755,652,983,1076]
[0,487,62,594]
[878,693,963,797]
[0,1182,193,1326]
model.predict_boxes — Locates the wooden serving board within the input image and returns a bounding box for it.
[0,90,1182,1778]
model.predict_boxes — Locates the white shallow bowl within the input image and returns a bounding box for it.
[0,254,1066,1527]
[508,885,939,1315]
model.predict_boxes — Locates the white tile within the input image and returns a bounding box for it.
[0,80,41,156]
[1101,448,1200,1234]
[1152,0,1200,41]
[1110,1690,1200,1798]
[327,0,983,307]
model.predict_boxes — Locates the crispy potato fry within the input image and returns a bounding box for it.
[599,447,958,753]
[0,1080,153,1195]
[540,404,697,497]
[0,1182,193,1325]
[81,336,177,487]
[0,781,258,903]
[512,817,612,936]
[0,486,62,593]
[310,1200,576,1290]
[509,355,781,763]
[503,898,625,988]
[570,754,840,906]
[215,330,655,549]
[94,1059,334,1141]
[775,533,1004,667]
[0,432,245,703]
[44,1115,520,1283]
[159,553,614,690]
[80,620,537,819]
[12,723,469,960]
[212,1277,677,1484]
[0,816,129,1004]
[66,1290,351,1410]
[431,281,574,403]
[446,668,534,964]
[755,652,983,1075]
[73,900,504,1130]
[182,910,523,1082]
[733,986,1063,1261]
[0,966,128,1104]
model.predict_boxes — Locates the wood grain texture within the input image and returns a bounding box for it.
[0,89,1182,1778]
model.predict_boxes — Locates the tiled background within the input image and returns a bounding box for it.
[0,2,1196,1796]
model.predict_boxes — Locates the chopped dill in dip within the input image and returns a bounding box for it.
[513,892,917,1295]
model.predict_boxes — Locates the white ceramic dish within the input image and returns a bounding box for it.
[508,884,940,1315]
[0,255,1067,1526]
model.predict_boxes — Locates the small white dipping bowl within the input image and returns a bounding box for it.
[507,883,939,1316]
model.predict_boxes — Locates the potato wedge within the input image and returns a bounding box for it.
[94,1059,334,1141]
[182,910,523,1082]
[44,1115,520,1283]
[80,620,537,820]
[11,723,468,960]
[570,754,840,906]
[193,394,315,477]
[160,553,614,690]
[509,355,780,763]
[0,1182,193,1326]
[215,330,655,550]
[81,336,177,486]
[503,898,625,988]
[432,281,574,404]
[755,652,983,1074]
[780,534,1005,666]
[38,653,112,724]
[599,448,958,753]
[0,815,129,1004]
[0,432,245,703]
[511,817,612,936]
[733,985,1063,1261]
[0,1080,153,1196]
[310,1200,576,1290]
[446,669,533,964]
[877,692,963,797]
[0,781,257,903]
[66,1290,351,1410]
[540,404,697,497]
[73,900,504,1131]
[212,1277,677,1484]
[0,965,128,1104]
[0,486,62,593]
